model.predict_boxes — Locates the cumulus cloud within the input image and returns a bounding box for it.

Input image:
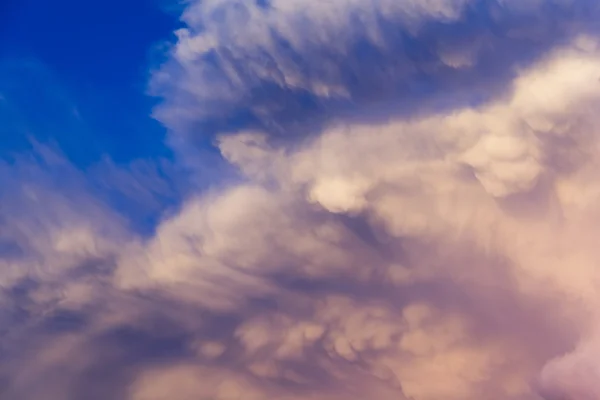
[4,1,600,400]
[115,35,600,400]
[151,0,600,143]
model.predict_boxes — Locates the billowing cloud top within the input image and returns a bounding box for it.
[151,0,600,141]
[3,1,600,400]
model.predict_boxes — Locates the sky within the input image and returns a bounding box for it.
[0,0,181,162]
[2,0,600,399]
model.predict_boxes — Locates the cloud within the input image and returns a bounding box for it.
[112,35,600,400]
[4,1,600,400]
[150,0,600,145]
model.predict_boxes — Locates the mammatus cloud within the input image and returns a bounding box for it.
[3,1,600,400]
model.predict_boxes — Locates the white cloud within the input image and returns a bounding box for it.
[151,0,600,141]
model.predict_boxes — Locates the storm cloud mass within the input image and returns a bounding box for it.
[3,0,600,399]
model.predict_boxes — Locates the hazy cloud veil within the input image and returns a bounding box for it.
[3,0,600,399]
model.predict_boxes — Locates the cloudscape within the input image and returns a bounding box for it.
[2,0,600,399]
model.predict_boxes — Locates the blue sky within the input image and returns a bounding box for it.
[2,1,600,400]
[0,0,180,166]
[0,0,192,234]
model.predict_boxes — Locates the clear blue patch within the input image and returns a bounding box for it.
[0,0,182,167]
